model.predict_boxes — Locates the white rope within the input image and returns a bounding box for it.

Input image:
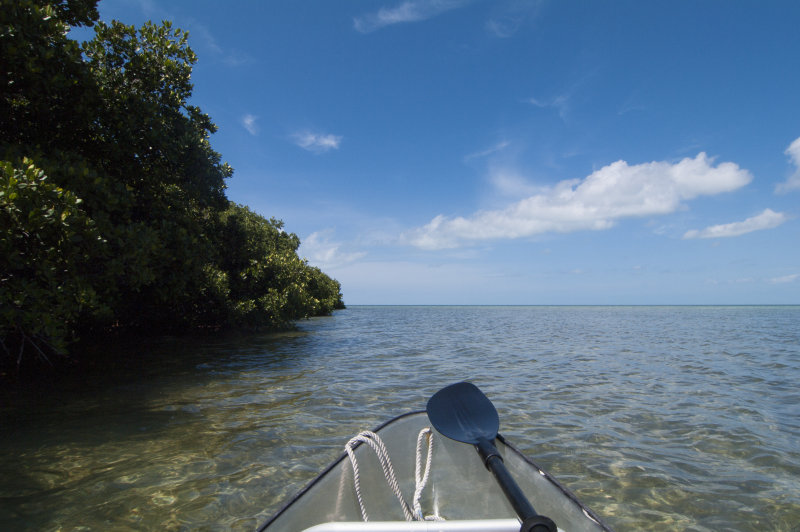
[345,431,414,522]
[344,427,442,523]
[412,427,441,521]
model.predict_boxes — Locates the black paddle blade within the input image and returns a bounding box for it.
[426,382,500,444]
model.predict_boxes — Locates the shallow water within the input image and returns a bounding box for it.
[1,306,799,530]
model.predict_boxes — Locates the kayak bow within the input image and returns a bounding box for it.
[259,384,613,532]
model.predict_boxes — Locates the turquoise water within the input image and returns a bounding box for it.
[1,306,799,530]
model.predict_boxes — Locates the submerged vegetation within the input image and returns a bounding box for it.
[1,0,344,369]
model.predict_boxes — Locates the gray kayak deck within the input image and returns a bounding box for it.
[260,411,613,531]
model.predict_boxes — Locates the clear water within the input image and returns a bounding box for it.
[1,306,799,531]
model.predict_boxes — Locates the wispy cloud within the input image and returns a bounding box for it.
[683,208,788,239]
[770,273,800,284]
[354,0,468,33]
[485,1,544,38]
[488,167,540,198]
[617,92,647,116]
[300,230,366,268]
[241,114,258,135]
[526,69,597,121]
[464,140,510,161]
[527,94,571,120]
[404,152,753,250]
[132,0,162,18]
[186,20,252,66]
[486,18,517,38]
[775,136,800,193]
[292,131,343,154]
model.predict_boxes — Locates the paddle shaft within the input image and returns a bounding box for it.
[476,439,557,532]
[426,383,557,532]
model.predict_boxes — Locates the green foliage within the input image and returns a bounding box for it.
[0,0,99,152]
[0,159,105,360]
[214,203,344,328]
[82,20,231,210]
[1,1,344,367]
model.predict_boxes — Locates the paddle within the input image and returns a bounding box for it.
[426,382,557,532]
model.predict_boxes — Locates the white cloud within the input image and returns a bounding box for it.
[242,114,258,135]
[776,136,800,193]
[354,0,468,33]
[683,209,788,239]
[488,167,540,198]
[293,132,342,154]
[770,273,800,284]
[405,152,753,250]
[300,230,366,268]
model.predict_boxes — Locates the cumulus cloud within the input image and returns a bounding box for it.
[300,230,366,268]
[242,114,258,135]
[354,0,467,33]
[293,132,342,154]
[683,208,788,239]
[405,152,752,250]
[776,136,800,193]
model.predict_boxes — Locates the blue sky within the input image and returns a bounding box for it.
[80,1,800,304]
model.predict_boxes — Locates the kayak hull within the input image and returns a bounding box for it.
[260,411,613,531]
[302,520,521,531]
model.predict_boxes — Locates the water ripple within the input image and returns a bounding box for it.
[1,306,799,530]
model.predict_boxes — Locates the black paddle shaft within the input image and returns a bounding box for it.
[426,382,557,532]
